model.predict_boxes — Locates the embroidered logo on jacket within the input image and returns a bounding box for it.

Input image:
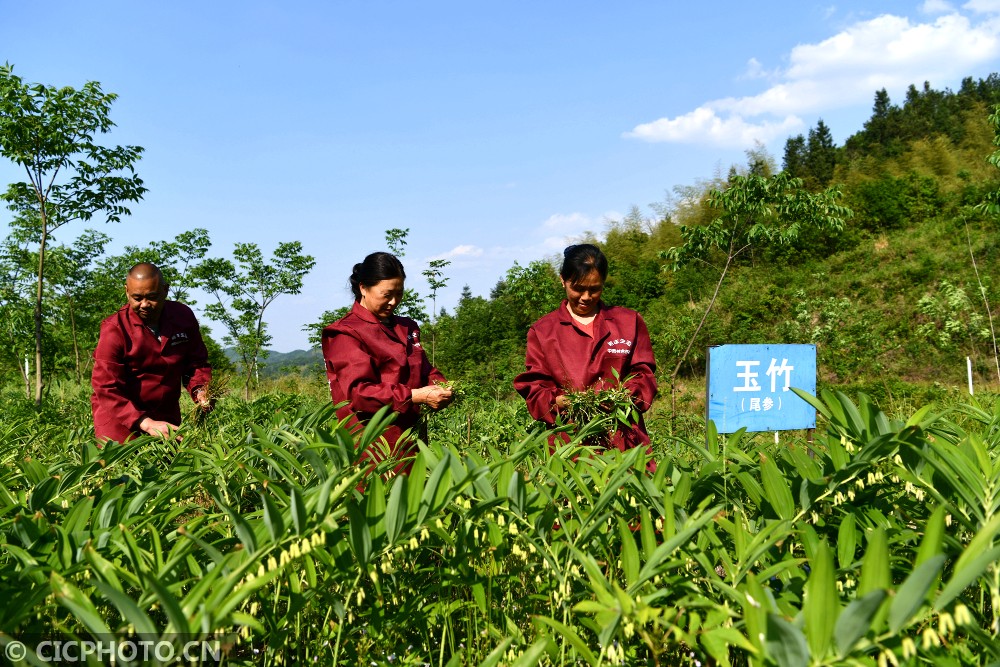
[606,338,632,355]
[410,331,422,348]
[170,332,190,346]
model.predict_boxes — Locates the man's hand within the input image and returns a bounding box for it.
[193,388,214,412]
[139,417,181,440]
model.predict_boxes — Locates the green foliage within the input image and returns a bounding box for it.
[422,258,450,365]
[847,172,944,232]
[917,280,992,351]
[562,376,639,445]
[2,383,1000,664]
[435,260,562,396]
[0,63,146,404]
[382,227,428,322]
[663,170,852,384]
[193,241,316,398]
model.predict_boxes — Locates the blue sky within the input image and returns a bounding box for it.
[3,1,1000,351]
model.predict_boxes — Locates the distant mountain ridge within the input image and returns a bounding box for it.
[223,347,323,377]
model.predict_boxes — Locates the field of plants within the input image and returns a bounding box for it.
[1,380,998,666]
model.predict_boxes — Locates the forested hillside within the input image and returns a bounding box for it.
[430,74,1000,407]
[4,74,1000,407]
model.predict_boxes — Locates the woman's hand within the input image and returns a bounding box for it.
[554,394,571,411]
[412,385,454,410]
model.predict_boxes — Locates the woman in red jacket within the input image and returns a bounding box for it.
[514,244,657,462]
[322,252,453,475]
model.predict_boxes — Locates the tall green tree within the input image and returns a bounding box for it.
[422,258,450,364]
[45,230,111,384]
[663,171,852,419]
[0,64,146,404]
[0,232,35,394]
[193,241,315,397]
[805,119,837,189]
[782,134,807,177]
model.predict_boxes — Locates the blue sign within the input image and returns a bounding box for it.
[707,344,816,433]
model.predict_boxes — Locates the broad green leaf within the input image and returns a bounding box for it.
[890,554,945,633]
[478,638,514,667]
[834,590,886,657]
[857,527,889,596]
[701,627,756,666]
[760,455,794,520]
[616,517,640,588]
[532,616,599,663]
[260,490,286,543]
[50,571,112,636]
[365,474,386,546]
[346,498,372,565]
[93,581,158,635]
[935,544,1000,610]
[384,473,408,545]
[837,513,857,569]
[804,540,837,658]
[141,570,191,634]
[950,512,1000,577]
[290,485,308,535]
[765,613,810,667]
[510,636,552,667]
[915,505,946,567]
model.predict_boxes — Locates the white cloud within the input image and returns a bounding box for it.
[741,57,776,80]
[626,107,803,146]
[922,0,956,13]
[964,0,1000,13]
[542,212,593,233]
[626,8,1000,148]
[434,244,484,261]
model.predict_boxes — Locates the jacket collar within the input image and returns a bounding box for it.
[350,301,402,342]
[557,300,613,341]
[124,302,175,334]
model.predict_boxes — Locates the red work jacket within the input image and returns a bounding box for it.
[322,302,446,471]
[91,302,212,443]
[514,301,657,454]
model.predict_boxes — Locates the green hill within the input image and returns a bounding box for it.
[431,75,1000,406]
[223,347,323,378]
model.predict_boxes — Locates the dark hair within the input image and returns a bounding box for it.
[350,252,406,301]
[560,244,607,283]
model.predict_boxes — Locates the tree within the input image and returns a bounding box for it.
[663,171,852,424]
[422,258,450,364]
[782,134,807,177]
[45,229,112,384]
[193,242,315,397]
[805,119,837,189]
[382,227,428,322]
[0,64,146,404]
[94,228,212,308]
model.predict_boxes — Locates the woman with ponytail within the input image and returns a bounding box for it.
[514,244,657,467]
[322,252,453,475]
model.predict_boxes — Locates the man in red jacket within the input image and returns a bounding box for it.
[91,262,212,443]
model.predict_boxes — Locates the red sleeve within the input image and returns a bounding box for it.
[513,325,562,425]
[426,359,447,386]
[183,324,212,399]
[322,329,414,414]
[623,313,657,412]
[91,318,144,431]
